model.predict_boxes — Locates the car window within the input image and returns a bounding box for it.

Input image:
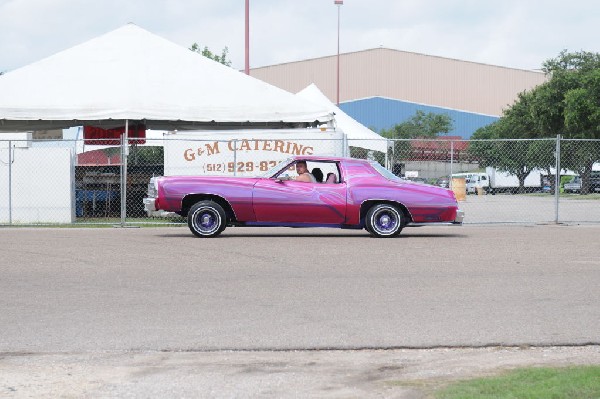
[306,161,339,179]
[370,161,402,181]
[264,159,341,183]
[262,157,294,178]
[301,161,340,183]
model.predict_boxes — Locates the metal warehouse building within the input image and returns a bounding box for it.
[250,48,547,138]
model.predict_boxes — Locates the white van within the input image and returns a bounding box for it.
[465,173,489,194]
[451,172,488,194]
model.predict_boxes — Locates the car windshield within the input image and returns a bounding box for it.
[370,161,402,181]
[261,157,293,178]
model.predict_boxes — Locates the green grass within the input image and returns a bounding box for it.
[524,193,600,200]
[1,217,186,228]
[560,193,600,200]
[74,217,185,225]
[434,366,600,399]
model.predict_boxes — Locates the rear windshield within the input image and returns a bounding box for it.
[370,161,402,181]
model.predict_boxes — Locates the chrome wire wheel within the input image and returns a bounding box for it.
[365,203,403,238]
[188,201,226,237]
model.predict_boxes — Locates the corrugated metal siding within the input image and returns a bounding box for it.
[250,48,547,117]
[340,97,498,139]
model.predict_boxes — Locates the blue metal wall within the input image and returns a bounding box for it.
[339,97,499,139]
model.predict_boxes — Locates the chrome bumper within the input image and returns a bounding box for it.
[454,209,465,224]
[143,197,156,213]
[143,197,177,218]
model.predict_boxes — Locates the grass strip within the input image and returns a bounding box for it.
[435,365,600,399]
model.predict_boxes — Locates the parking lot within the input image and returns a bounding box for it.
[459,193,600,224]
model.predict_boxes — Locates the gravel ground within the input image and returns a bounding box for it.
[2,346,599,398]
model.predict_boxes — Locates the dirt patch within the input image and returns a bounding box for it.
[1,346,599,398]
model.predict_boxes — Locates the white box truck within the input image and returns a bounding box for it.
[464,168,545,194]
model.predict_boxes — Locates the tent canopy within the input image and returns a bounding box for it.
[296,84,387,153]
[0,24,333,132]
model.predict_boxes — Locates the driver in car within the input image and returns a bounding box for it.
[294,161,317,183]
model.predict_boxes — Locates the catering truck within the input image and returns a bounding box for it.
[162,129,348,177]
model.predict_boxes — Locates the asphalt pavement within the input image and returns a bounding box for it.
[1,224,599,397]
[1,224,598,352]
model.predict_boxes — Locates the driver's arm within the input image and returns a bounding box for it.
[295,173,312,183]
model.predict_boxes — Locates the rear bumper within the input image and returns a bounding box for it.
[409,209,464,227]
[453,209,465,224]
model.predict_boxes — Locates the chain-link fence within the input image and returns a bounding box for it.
[1,135,599,226]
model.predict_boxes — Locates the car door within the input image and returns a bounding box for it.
[252,179,347,224]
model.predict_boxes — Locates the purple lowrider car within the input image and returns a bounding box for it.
[143,156,464,238]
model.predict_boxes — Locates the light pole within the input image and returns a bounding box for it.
[334,0,343,106]
[245,0,250,75]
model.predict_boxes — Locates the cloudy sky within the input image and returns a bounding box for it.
[1,0,598,73]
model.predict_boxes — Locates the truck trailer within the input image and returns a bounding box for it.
[464,167,545,194]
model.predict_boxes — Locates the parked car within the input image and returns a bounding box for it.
[435,177,450,188]
[405,177,429,184]
[566,172,600,193]
[592,171,600,192]
[563,176,581,193]
[144,156,464,238]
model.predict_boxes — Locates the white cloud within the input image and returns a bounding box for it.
[0,0,598,72]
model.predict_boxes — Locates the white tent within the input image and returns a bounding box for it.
[0,24,333,132]
[296,84,388,153]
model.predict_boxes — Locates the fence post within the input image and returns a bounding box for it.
[8,141,12,225]
[71,141,77,222]
[554,134,561,224]
[119,120,129,226]
[232,139,237,176]
[384,139,389,169]
[450,140,454,182]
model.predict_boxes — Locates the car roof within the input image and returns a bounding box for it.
[291,155,369,164]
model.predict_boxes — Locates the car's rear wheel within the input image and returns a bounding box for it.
[188,201,227,237]
[365,203,403,238]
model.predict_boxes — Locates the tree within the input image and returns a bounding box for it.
[533,51,600,193]
[190,43,232,67]
[469,117,542,193]
[380,110,453,139]
[128,146,164,165]
[471,50,600,194]
[380,111,453,173]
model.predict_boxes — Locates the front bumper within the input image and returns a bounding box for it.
[143,197,156,213]
[143,197,178,218]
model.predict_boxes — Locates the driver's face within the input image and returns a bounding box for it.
[295,163,307,174]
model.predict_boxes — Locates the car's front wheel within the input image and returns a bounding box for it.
[188,201,227,237]
[365,203,403,238]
